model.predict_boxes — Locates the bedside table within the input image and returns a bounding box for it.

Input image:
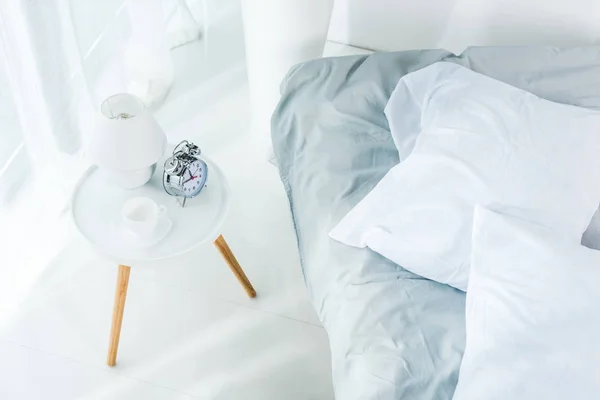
[70,152,256,367]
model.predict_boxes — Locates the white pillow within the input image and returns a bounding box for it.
[453,206,600,400]
[385,61,600,253]
[329,62,600,290]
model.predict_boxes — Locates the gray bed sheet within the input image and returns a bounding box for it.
[271,46,600,399]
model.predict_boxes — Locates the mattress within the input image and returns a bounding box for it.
[271,46,600,399]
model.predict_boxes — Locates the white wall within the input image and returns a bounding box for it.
[328,0,600,53]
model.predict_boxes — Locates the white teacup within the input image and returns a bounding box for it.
[122,197,166,237]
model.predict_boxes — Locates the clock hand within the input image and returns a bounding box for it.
[182,175,198,184]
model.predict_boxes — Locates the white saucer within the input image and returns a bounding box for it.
[112,216,173,249]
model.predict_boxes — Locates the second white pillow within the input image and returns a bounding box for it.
[329,62,600,290]
[453,206,600,399]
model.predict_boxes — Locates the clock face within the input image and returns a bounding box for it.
[182,160,207,197]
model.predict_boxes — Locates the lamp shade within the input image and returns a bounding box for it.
[88,93,166,172]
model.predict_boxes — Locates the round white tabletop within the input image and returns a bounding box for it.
[71,153,230,264]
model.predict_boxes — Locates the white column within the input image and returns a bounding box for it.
[241,0,334,157]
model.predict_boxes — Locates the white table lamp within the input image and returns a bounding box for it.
[89,93,167,189]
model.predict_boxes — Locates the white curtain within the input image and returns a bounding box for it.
[1,0,94,184]
[0,0,198,318]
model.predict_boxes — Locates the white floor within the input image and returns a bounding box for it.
[0,9,372,395]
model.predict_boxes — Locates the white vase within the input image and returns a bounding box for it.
[241,0,334,155]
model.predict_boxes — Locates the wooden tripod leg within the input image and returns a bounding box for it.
[107,264,131,367]
[214,235,257,298]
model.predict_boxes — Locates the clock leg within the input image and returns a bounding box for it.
[107,264,131,367]
[214,235,257,298]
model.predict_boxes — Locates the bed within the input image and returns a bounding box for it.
[271,47,600,399]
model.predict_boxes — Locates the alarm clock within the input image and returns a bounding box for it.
[162,140,208,207]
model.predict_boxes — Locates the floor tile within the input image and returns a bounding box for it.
[0,341,199,400]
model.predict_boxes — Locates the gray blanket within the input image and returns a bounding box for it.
[271,46,600,399]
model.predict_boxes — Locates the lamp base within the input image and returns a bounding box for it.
[105,164,156,189]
